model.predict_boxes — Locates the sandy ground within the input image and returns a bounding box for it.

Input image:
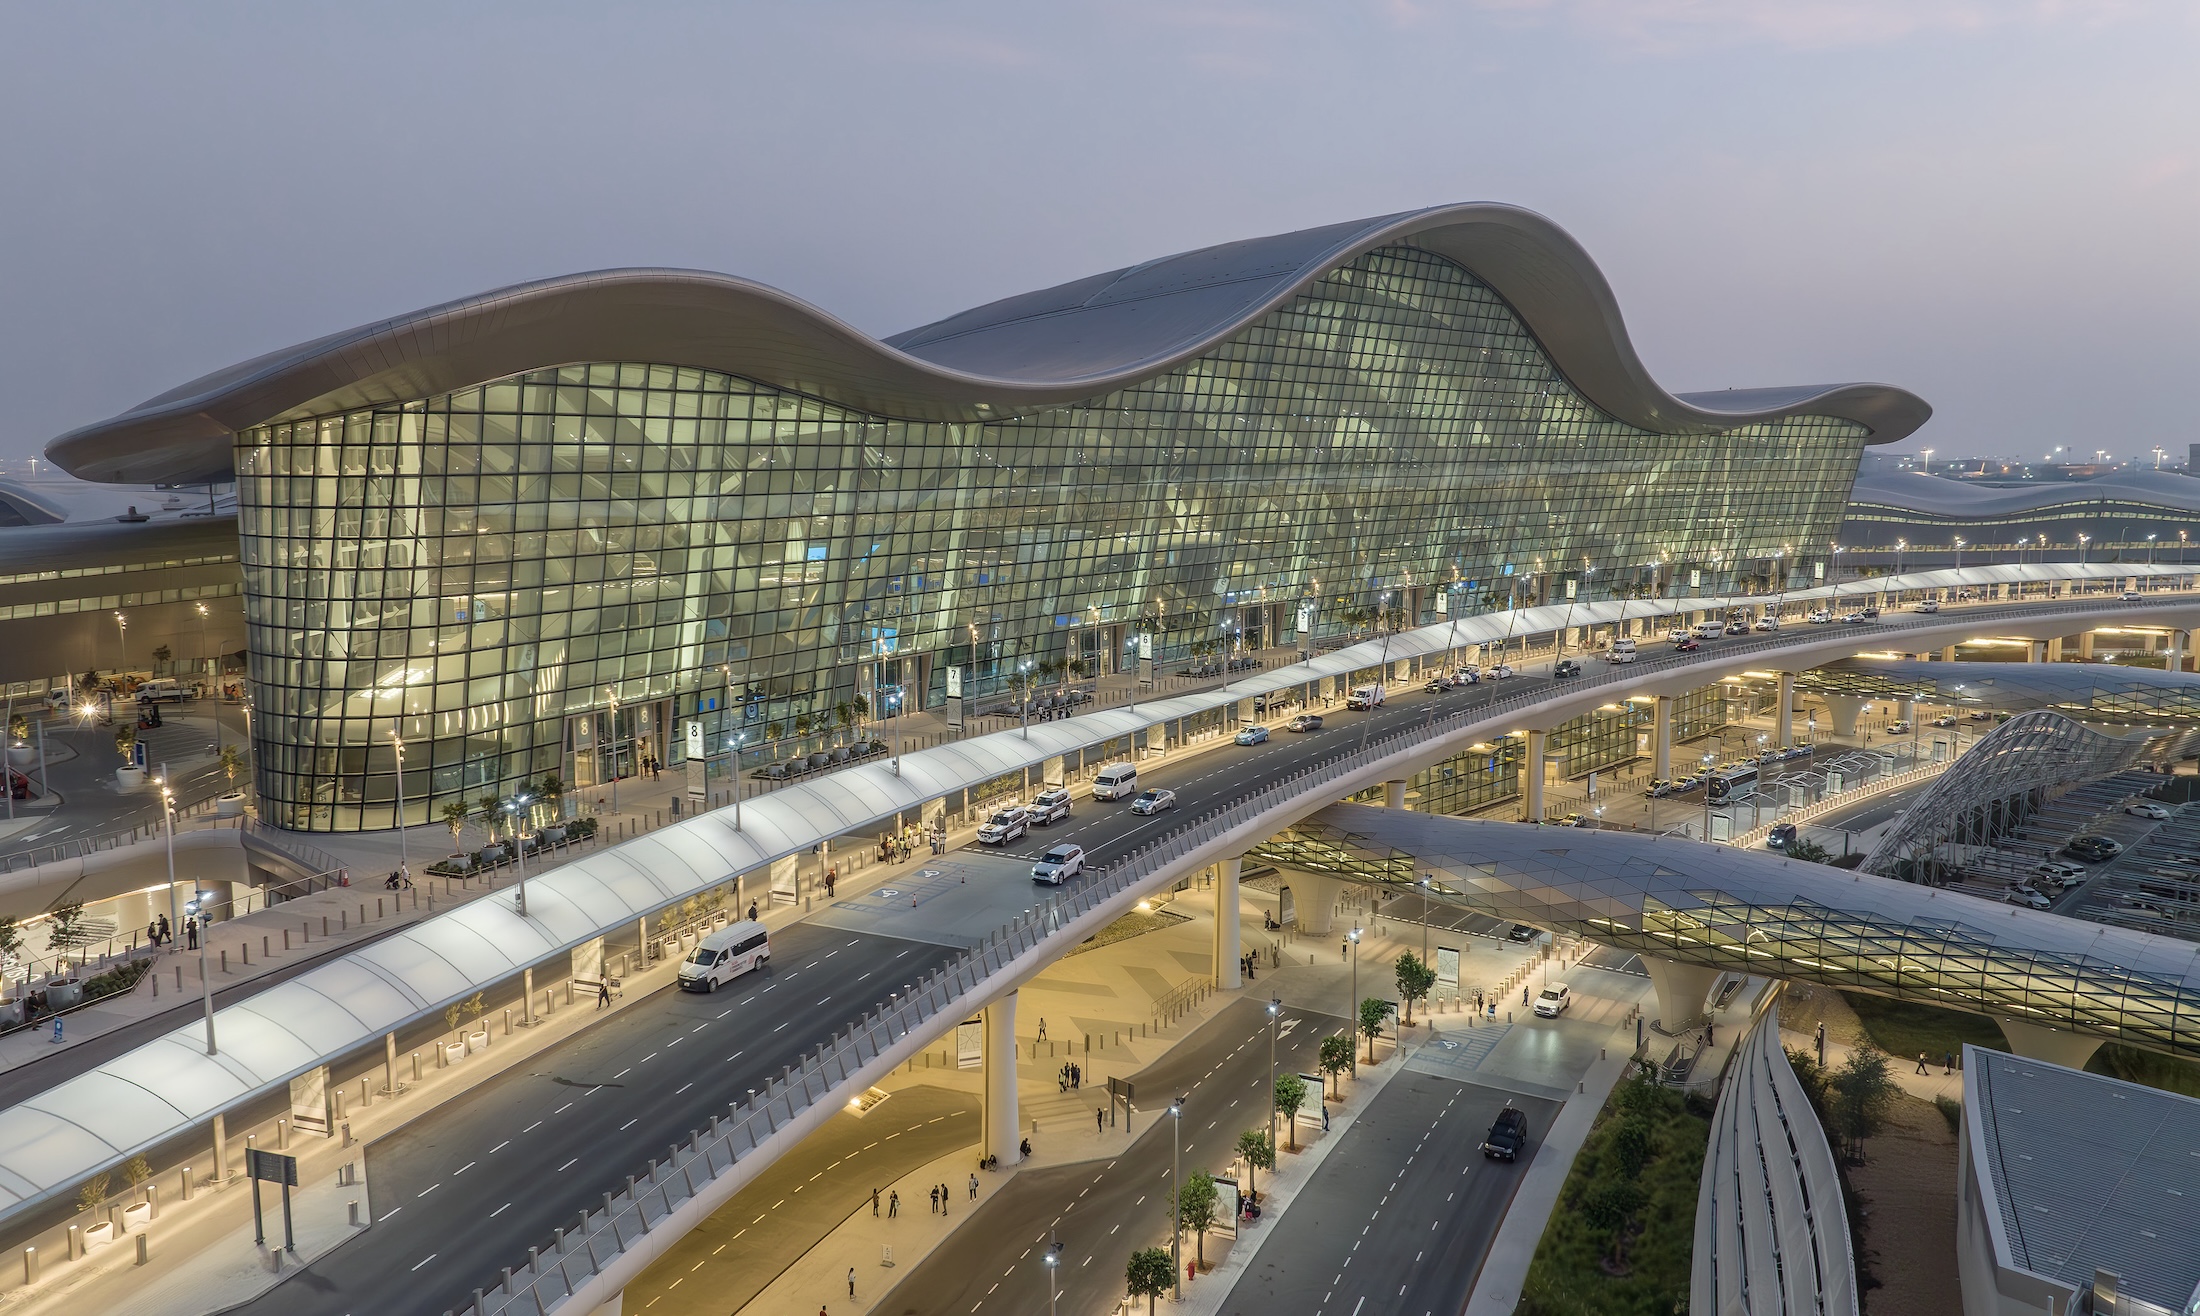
[1849,1093,1962,1316]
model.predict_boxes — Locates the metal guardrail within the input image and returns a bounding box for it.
[0,783,243,874]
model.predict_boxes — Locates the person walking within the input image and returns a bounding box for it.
[1944,1051,1956,1074]
[872,1187,881,1216]
[968,1172,978,1201]
[186,917,198,951]
[145,920,158,948]
[747,901,759,922]
[929,1184,939,1213]
[1916,1051,1930,1075]
[598,980,611,1010]
[1037,1018,1047,1041]
[1097,1106,1106,1132]
[848,1267,856,1299]
[888,1190,899,1218]
[157,914,170,945]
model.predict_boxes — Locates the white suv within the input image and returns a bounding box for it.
[1031,844,1084,884]
[977,808,1029,844]
[1028,789,1072,825]
[1532,983,1571,1017]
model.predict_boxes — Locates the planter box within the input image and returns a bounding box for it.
[0,998,22,1028]
[216,792,246,818]
[123,1202,151,1231]
[466,1030,490,1052]
[5,744,32,768]
[46,980,83,1010]
[115,766,147,791]
[443,1041,466,1065]
[539,825,567,844]
[83,1221,115,1250]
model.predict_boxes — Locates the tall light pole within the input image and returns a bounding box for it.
[158,778,179,940]
[730,733,747,829]
[1348,925,1361,1075]
[195,601,217,753]
[2148,533,2159,566]
[390,724,409,882]
[605,685,621,813]
[509,793,534,915]
[1266,997,1281,1148]
[1018,659,1033,740]
[114,611,127,679]
[888,688,904,776]
[1419,873,1432,975]
[1170,1094,1187,1300]
[1044,1238,1060,1316]
[1954,537,1966,573]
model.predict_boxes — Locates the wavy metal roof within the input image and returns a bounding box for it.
[46,203,1929,485]
[1850,470,2200,519]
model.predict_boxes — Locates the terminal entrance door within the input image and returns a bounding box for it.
[566,700,667,790]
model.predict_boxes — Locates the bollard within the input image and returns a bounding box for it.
[180,1166,194,1201]
[147,1184,158,1219]
[240,943,248,966]
[176,966,183,991]
[334,1090,345,1121]
[342,910,348,930]
[378,898,384,919]
[360,1077,371,1108]
[322,916,328,937]
[504,1008,512,1036]
[135,1233,148,1266]
[413,1051,422,1082]
[22,1246,35,1283]
[264,935,271,959]
[67,1225,81,1260]
[278,1118,289,1149]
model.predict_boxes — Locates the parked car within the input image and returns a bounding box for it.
[1235,725,1270,746]
[1553,658,1582,679]
[1644,778,1673,799]
[1032,844,1085,884]
[1286,713,1324,732]
[1027,788,1073,825]
[2065,835,2124,862]
[1130,789,1177,815]
[1930,714,1957,727]
[1886,719,1912,734]
[977,808,1030,844]
[1481,1107,1530,1161]
[2127,801,2172,821]
[1533,983,1572,1017]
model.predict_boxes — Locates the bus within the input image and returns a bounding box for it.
[1706,765,1758,804]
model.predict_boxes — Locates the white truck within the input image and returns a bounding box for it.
[1346,684,1385,710]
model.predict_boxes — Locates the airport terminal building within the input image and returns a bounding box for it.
[31,204,1927,830]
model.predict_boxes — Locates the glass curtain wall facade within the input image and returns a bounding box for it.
[235,244,1869,830]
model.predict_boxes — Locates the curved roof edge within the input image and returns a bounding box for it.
[46,202,1930,485]
[1850,469,2200,518]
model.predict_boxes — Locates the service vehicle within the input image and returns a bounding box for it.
[134,678,189,703]
[1606,638,1638,664]
[1484,662,1515,679]
[1345,685,1386,710]
[1753,614,1782,632]
[1916,598,1941,614]
[1706,764,1758,804]
[1886,719,1912,734]
[1691,621,1725,640]
[678,921,770,992]
[1931,714,1958,727]
[1286,713,1324,732]
[1533,983,1572,1017]
[1032,844,1085,884]
[1235,725,1270,746]
[1091,763,1139,801]
[977,808,1030,844]
[1129,789,1177,815]
[1806,609,1834,624]
[1481,1107,1530,1161]
[1027,788,1073,825]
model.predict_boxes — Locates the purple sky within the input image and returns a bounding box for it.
[3,2,2194,465]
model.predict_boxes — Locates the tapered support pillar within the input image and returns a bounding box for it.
[1280,870,1342,935]
[2169,631,2186,673]
[1643,955,1719,1033]
[1941,646,1957,662]
[1212,858,1241,990]
[1820,694,1870,739]
[1384,779,1407,810]
[2027,640,2047,664]
[582,1294,625,1316]
[1653,696,1673,778]
[2079,631,2095,660]
[2047,637,2064,662]
[1523,730,1548,822]
[1776,673,1795,748]
[1996,1018,2103,1069]
[983,992,1020,1165]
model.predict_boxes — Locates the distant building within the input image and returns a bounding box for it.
[1841,469,2200,570]
[1959,1045,2200,1316]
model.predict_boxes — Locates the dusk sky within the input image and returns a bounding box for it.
[3,1,2193,465]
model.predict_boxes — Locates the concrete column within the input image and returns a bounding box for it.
[2170,631,2187,673]
[524,966,535,1025]
[2079,631,2095,660]
[1042,756,1064,787]
[1776,673,1795,748]
[1237,698,1255,724]
[1941,646,1958,662]
[1820,694,1870,739]
[212,1113,227,1183]
[1283,870,1342,935]
[385,1032,398,1096]
[1897,699,1916,722]
[1996,1018,2103,1070]
[1384,779,1408,810]
[983,992,1020,1165]
[2047,637,2064,662]
[1643,955,1719,1033]
[1212,858,1241,991]
[1523,730,1548,822]
[1653,696,1673,778]
[2027,640,2047,664]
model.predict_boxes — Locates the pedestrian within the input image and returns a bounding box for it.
[1058,1067,1068,1094]
[157,914,170,944]
[848,1267,856,1298]
[872,1187,880,1216]
[1916,1051,1929,1075]
[1097,1106,1106,1132]
[747,901,758,922]
[598,980,611,1010]
[930,1184,939,1213]
[968,1172,978,1200]
[186,917,198,951]
[1342,939,1348,960]
[145,920,158,948]
[1944,1051,1956,1074]
[1037,1018,1047,1041]
[1074,1062,1082,1089]
[888,1190,899,1218]
[1321,1104,1330,1132]
[1522,985,1528,1006]
[825,868,836,898]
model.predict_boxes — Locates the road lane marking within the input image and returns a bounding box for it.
[412,1254,437,1271]
[558,1158,578,1171]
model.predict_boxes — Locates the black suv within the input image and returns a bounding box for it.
[1553,659,1582,679]
[2065,835,2124,863]
[1507,923,1539,943]
[1482,1107,1529,1161]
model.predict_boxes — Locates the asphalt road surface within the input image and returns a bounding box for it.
[1224,1073,1560,1316]
[234,923,959,1316]
[873,998,1345,1316]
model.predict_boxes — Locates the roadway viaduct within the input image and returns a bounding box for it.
[3,567,2198,1315]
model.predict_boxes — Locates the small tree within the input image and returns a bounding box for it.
[444,1002,463,1035]
[1318,1034,1353,1099]
[1790,837,1836,865]
[1175,1168,1219,1268]
[765,721,784,744]
[49,902,96,969]
[0,915,20,968]
[76,1172,112,1214]
[442,800,470,850]
[1394,951,1437,1026]
[1237,1127,1274,1201]
[7,713,26,744]
[1358,997,1390,1064]
[114,723,137,763]
[217,743,245,787]
[121,1156,153,1190]
[1829,1046,1899,1163]
[1273,1073,1308,1150]
[1125,1247,1173,1314]
[151,644,172,669]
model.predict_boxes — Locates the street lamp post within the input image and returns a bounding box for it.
[1419,872,1431,972]
[390,724,409,883]
[195,601,218,754]
[190,893,217,1055]
[508,793,534,915]
[2149,533,2159,566]
[1018,660,1033,740]
[1044,1241,1059,1316]
[605,686,621,814]
[1170,1094,1187,1300]
[158,778,179,940]
[1954,537,1966,573]
[1348,925,1361,1074]
[1266,997,1281,1149]
[730,733,747,829]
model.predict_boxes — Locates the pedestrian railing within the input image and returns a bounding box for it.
[0,781,245,874]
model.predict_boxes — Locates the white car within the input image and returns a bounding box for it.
[2006,886,2053,911]
[1807,609,1833,624]
[2033,860,2086,885]
[2127,802,2172,821]
[1886,720,1912,734]
[1129,789,1177,815]
[1753,615,1781,632]
[976,808,1029,844]
[1031,844,1085,884]
[1027,788,1072,825]
[1915,599,1941,614]
[2122,589,2142,601]
[1532,983,1571,1017]
[1485,663,1515,679]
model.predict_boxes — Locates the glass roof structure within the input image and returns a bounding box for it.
[1252,807,2200,1061]
[1802,658,2200,726]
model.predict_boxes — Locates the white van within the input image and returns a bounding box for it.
[1689,621,1724,640]
[1346,684,1385,710]
[677,920,770,992]
[1606,638,1638,664]
[1091,762,1139,801]
[135,678,189,703]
